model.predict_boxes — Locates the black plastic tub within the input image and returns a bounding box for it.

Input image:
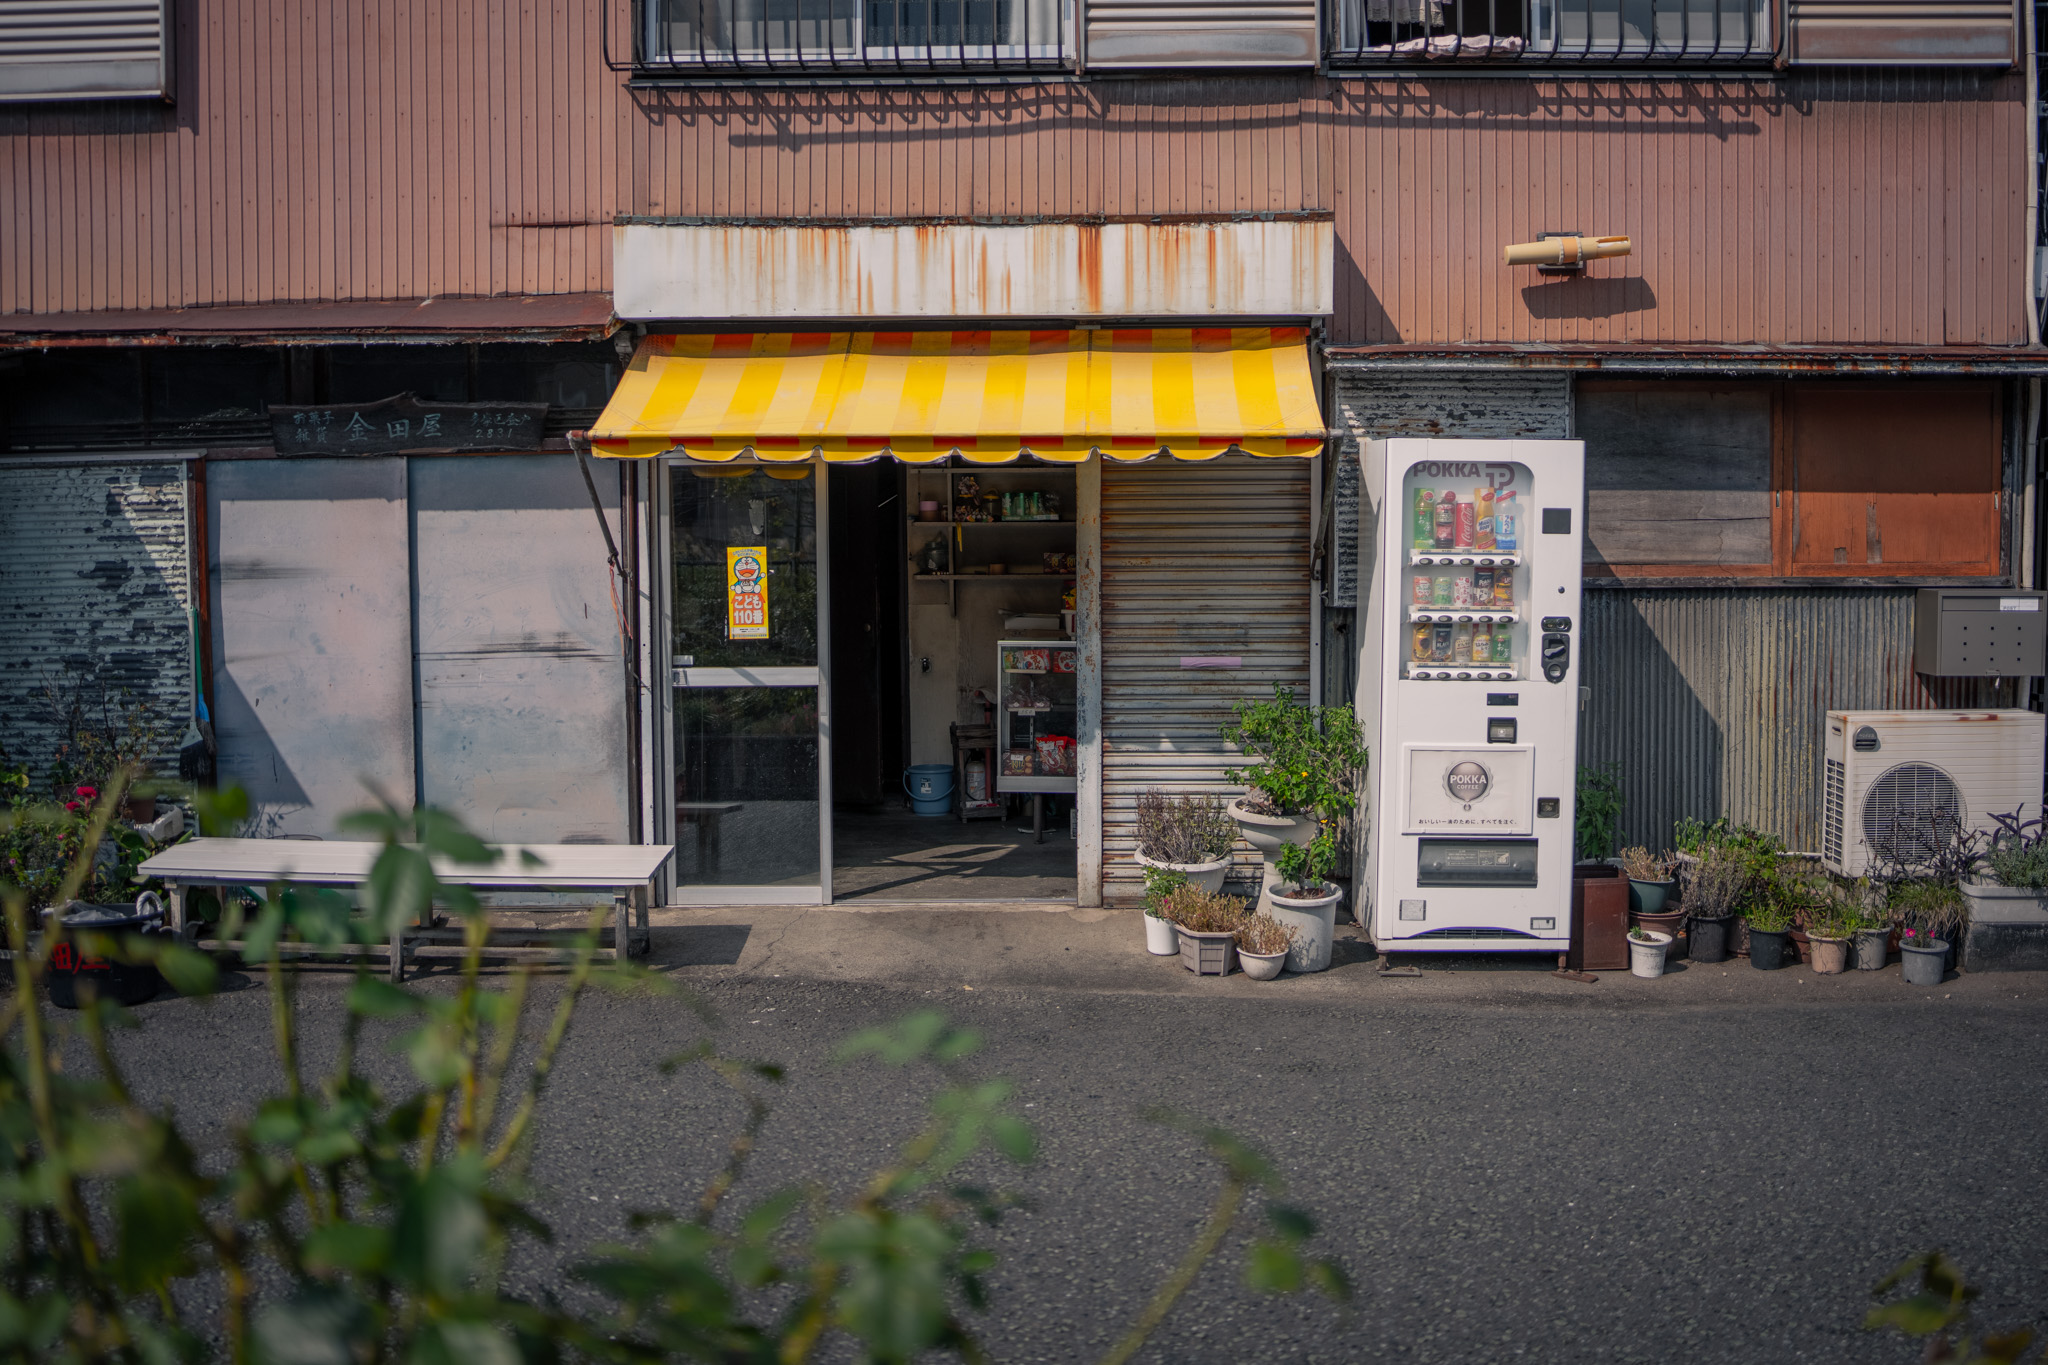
[42,901,166,1009]
[1748,927,1790,971]
[1689,914,1733,964]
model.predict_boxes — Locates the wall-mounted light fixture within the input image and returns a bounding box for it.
[1504,232,1632,276]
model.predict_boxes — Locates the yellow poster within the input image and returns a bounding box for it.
[726,546,769,640]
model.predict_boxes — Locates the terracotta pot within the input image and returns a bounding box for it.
[1807,934,1850,975]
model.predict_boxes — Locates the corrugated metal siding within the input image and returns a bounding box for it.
[1084,0,1318,69]
[1329,369,1574,439]
[1100,457,1311,900]
[1579,586,2007,852]
[630,78,1329,220]
[1332,70,2028,347]
[0,460,190,779]
[0,0,167,102]
[1786,0,2017,66]
[0,0,619,315]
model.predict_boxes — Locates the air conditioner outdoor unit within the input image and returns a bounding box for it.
[1822,710,2047,877]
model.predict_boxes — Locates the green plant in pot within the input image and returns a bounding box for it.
[1574,763,1623,865]
[1890,879,1966,985]
[1960,808,2048,970]
[1133,789,1237,895]
[1264,832,1344,974]
[1742,859,1798,971]
[1800,872,1861,976]
[1141,864,1189,957]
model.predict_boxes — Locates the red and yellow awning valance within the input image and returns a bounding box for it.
[588,328,1326,463]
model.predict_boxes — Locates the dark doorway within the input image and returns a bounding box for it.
[827,463,907,806]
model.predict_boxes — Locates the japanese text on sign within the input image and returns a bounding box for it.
[727,546,769,640]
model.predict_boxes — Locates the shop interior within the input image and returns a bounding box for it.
[670,461,1079,903]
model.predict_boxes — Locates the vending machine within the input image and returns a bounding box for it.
[1356,439,1586,954]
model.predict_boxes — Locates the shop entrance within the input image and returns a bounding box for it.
[827,462,1079,902]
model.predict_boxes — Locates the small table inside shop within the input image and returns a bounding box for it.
[138,838,673,982]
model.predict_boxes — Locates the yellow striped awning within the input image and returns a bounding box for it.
[587,327,1326,463]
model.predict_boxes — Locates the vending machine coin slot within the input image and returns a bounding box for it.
[1541,632,1570,683]
[1487,717,1518,744]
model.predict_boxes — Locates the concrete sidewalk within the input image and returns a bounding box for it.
[639,902,2048,1008]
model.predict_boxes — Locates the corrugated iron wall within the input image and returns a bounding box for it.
[1101,457,1311,901]
[1579,586,2008,852]
[1332,71,2028,347]
[0,460,192,780]
[0,0,619,314]
[627,78,1330,219]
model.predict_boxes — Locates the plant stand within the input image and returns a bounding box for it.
[1569,864,1630,972]
[1227,800,1318,916]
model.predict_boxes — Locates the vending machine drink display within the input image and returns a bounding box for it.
[1357,439,1585,954]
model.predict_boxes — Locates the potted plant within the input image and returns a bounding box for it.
[1619,845,1684,950]
[1890,880,1965,985]
[1133,789,1237,895]
[1898,925,1949,985]
[1269,833,1343,974]
[1576,763,1624,867]
[1846,880,1892,971]
[1141,865,1187,956]
[1960,808,2048,972]
[1742,861,1795,970]
[1163,884,1248,976]
[1235,913,1298,981]
[1679,841,1745,965]
[1799,875,1858,976]
[1219,686,1367,916]
[1627,923,1672,979]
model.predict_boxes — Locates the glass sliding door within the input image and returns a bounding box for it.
[669,463,830,902]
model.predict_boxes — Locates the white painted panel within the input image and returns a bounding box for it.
[209,459,415,837]
[411,455,631,847]
[615,220,1334,321]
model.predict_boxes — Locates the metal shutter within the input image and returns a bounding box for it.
[1083,0,1317,67]
[0,459,192,780]
[1784,0,2016,66]
[1100,457,1311,901]
[0,0,169,102]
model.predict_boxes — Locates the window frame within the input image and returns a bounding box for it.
[1323,0,1776,67]
[1579,379,2011,587]
[614,0,1074,76]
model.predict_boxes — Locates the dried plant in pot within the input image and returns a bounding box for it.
[1234,913,1299,981]
[1163,885,1248,976]
[1133,789,1237,895]
[1679,842,1746,965]
[1618,845,1679,916]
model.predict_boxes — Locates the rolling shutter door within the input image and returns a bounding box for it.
[0,1,170,102]
[1083,0,1317,67]
[0,459,192,779]
[1100,458,1311,901]
[1784,0,2016,66]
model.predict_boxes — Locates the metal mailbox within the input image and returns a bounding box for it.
[1913,589,2048,677]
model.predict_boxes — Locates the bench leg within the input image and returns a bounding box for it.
[389,923,405,984]
[635,885,650,958]
[613,894,630,964]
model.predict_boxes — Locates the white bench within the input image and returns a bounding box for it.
[138,839,673,981]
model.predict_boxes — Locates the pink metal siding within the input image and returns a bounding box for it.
[1333,72,2029,347]
[0,0,621,316]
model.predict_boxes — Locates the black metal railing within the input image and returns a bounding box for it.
[613,0,1071,75]
[1325,0,1773,65]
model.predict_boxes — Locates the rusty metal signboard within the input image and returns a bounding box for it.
[269,394,548,456]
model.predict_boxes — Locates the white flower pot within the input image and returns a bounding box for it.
[1628,929,1672,979]
[1268,884,1342,973]
[1239,947,1287,980]
[1134,848,1232,896]
[1144,914,1180,956]
[1227,799,1319,915]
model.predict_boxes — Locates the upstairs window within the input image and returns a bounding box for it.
[0,0,171,102]
[633,0,1070,71]
[1328,0,1771,63]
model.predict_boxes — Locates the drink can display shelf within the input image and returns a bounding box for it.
[1407,607,1517,624]
[1405,666,1519,682]
[1408,550,1520,568]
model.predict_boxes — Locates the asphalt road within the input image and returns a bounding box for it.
[87,943,2048,1364]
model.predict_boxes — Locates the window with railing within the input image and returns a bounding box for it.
[623,0,1071,72]
[1327,0,1771,64]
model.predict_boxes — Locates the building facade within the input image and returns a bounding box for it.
[2,0,2039,904]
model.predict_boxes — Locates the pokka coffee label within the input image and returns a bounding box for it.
[1403,745,1533,835]
[726,546,769,640]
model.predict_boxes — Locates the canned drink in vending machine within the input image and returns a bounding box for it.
[1452,623,1473,663]
[1452,573,1475,608]
[1432,574,1453,607]
[1411,575,1433,606]
[1495,491,1518,552]
[1474,488,1496,551]
[1411,624,1433,662]
[1455,498,1476,549]
[1475,566,1493,601]
[1471,620,1492,660]
[1493,564,1514,606]
[1433,491,1456,549]
[1493,627,1513,664]
[1414,488,1435,549]
[1431,623,1454,662]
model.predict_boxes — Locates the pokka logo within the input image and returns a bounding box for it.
[731,554,764,587]
[1444,761,1492,805]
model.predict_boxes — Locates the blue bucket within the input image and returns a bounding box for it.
[904,764,955,816]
